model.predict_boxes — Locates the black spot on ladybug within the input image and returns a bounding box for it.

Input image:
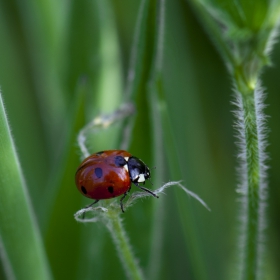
[115,156,127,167]
[95,168,103,178]
[81,186,87,194]
[108,186,114,193]
[96,151,104,155]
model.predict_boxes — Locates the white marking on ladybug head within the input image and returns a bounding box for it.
[124,157,129,162]
[123,164,129,172]
[137,174,146,183]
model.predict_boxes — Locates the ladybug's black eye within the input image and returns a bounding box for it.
[115,156,127,167]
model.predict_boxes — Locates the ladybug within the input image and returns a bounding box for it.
[75,150,158,212]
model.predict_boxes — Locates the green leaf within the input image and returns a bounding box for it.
[0,92,52,280]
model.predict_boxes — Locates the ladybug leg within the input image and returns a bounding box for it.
[86,199,99,208]
[120,192,128,213]
[82,199,99,219]
[134,183,159,198]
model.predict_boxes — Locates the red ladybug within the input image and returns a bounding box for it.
[75,150,158,212]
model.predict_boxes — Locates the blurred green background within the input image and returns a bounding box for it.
[0,0,279,279]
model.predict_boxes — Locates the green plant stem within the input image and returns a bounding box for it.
[106,210,144,280]
[240,89,261,280]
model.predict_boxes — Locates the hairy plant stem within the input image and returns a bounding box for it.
[235,72,265,279]
[106,209,143,280]
[242,92,260,279]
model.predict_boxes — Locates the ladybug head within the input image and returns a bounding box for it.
[127,156,150,184]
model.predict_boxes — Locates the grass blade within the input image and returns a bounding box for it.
[0,92,52,280]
